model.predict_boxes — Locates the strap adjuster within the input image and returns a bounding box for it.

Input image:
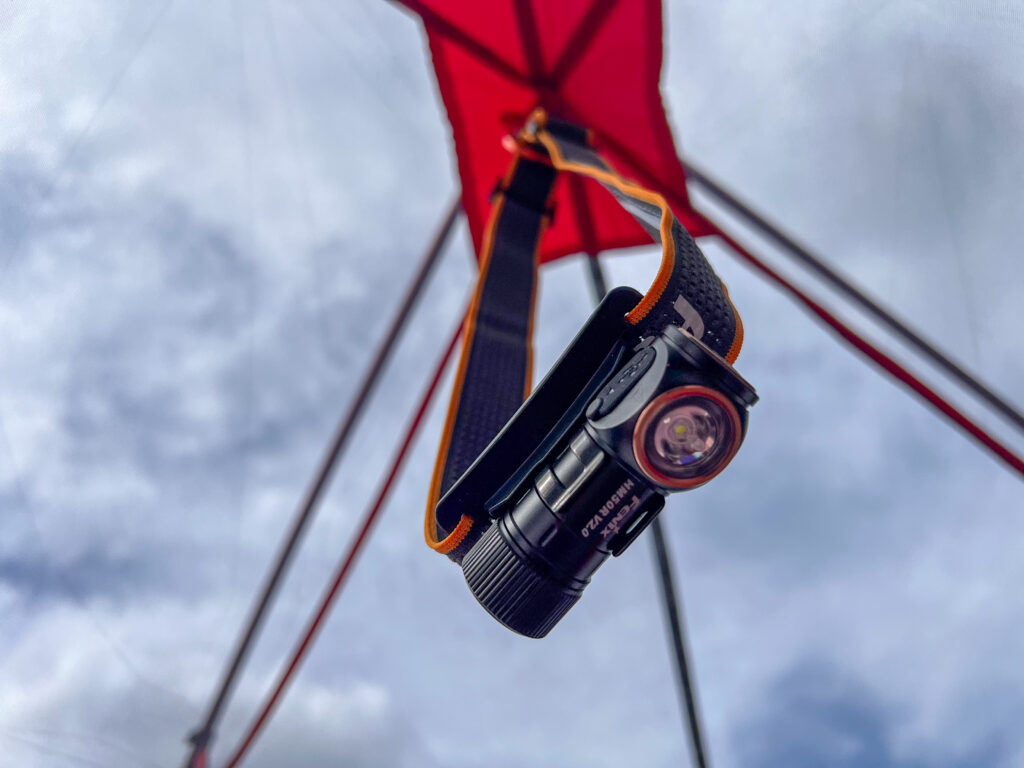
[490,179,556,225]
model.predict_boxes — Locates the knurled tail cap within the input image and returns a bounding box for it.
[462,520,582,638]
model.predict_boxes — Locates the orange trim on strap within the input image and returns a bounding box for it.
[533,129,676,327]
[723,285,744,364]
[533,121,743,358]
[425,511,474,555]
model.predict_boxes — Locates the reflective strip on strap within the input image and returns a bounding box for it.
[534,116,743,362]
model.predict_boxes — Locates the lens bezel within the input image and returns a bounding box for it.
[631,385,742,489]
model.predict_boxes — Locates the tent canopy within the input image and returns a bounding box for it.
[405,0,712,264]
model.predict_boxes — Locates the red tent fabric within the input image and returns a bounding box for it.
[396,0,1024,480]
[400,0,711,264]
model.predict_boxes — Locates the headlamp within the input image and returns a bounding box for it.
[424,113,756,638]
[458,316,757,637]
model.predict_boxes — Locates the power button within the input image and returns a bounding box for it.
[587,346,656,420]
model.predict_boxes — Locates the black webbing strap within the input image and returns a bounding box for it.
[438,157,556,497]
[535,117,742,354]
[425,110,742,560]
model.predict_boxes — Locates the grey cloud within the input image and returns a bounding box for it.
[0,547,162,605]
[733,659,1009,768]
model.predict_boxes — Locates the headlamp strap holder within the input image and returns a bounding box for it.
[425,110,743,562]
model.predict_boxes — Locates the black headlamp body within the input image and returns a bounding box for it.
[438,287,756,638]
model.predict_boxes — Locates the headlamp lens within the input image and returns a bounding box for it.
[650,402,721,467]
[633,386,741,488]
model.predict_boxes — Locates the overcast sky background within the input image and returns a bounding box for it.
[1,2,1023,767]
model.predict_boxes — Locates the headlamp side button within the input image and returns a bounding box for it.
[588,346,656,419]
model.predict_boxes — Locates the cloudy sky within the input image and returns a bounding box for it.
[1,1,1023,766]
